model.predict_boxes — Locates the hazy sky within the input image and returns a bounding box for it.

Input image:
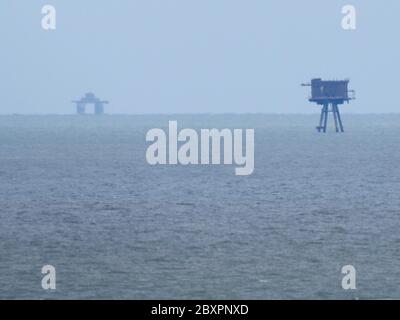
[0,0,399,114]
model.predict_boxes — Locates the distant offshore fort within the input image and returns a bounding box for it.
[302,78,355,133]
[72,93,109,115]
[71,80,356,133]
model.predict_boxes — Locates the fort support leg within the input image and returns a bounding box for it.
[332,103,339,132]
[318,107,325,132]
[76,103,85,115]
[323,104,328,133]
[95,103,104,115]
[335,104,344,132]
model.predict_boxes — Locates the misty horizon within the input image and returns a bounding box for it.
[1,1,400,114]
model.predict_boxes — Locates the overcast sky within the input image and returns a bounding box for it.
[0,0,398,114]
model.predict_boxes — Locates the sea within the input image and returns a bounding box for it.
[1,114,400,299]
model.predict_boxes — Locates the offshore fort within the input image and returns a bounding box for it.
[302,79,355,133]
[72,93,109,115]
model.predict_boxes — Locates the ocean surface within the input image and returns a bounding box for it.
[1,114,400,299]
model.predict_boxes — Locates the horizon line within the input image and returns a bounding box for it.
[1,112,400,116]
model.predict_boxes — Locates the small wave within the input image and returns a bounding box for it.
[176,202,195,207]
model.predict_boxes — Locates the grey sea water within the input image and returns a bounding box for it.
[1,114,400,299]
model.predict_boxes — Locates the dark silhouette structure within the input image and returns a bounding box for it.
[302,79,355,132]
[72,93,109,115]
